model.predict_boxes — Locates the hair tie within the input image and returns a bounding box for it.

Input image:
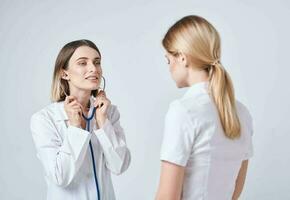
[211,60,220,66]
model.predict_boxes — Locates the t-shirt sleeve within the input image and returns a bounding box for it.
[243,109,254,160]
[160,101,195,167]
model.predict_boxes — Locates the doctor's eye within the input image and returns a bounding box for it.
[94,61,101,66]
[78,61,87,66]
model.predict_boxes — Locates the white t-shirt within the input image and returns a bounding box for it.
[160,82,253,200]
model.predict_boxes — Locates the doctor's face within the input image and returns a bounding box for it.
[165,52,188,88]
[63,46,102,92]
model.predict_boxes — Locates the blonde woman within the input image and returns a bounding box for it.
[156,16,253,200]
[30,39,130,200]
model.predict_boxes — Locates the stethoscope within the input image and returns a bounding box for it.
[61,76,106,200]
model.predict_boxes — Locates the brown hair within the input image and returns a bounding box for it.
[162,15,241,139]
[51,39,101,102]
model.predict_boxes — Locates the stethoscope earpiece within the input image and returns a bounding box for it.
[98,76,106,92]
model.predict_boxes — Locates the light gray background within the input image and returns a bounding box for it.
[0,0,289,199]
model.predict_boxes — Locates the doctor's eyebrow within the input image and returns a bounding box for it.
[75,57,101,61]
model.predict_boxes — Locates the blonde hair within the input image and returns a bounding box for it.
[51,39,101,102]
[162,15,241,139]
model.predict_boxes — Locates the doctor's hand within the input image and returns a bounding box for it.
[94,91,111,128]
[64,96,83,128]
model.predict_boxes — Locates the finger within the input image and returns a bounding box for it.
[68,100,80,108]
[95,97,109,107]
[95,95,104,101]
[71,105,81,110]
[95,96,108,105]
[96,98,105,104]
[94,98,103,107]
[93,101,98,108]
[97,90,105,95]
[69,101,82,109]
[97,91,106,97]
[96,100,104,109]
[93,99,100,108]
[106,99,111,106]
[65,96,76,104]
[98,100,109,109]
[75,102,84,111]
[72,108,82,115]
[73,105,84,114]
[77,108,82,115]
[66,99,77,106]
[96,102,102,109]
[100,101,109,108]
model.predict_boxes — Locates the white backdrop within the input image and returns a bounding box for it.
[0,0,289,199]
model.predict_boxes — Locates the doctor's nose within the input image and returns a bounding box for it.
[88,62,96,71]
[88,63,102,76]
[87,62,99,73]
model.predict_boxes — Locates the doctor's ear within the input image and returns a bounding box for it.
[61,71,70,81]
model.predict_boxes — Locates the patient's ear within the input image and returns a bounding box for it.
[177,52,189,68]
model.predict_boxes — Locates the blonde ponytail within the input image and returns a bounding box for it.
[208,61,241,139]
[162,15,241,139]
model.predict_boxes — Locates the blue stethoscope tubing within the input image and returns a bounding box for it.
[82,107,101,200]
[81,77,105,200]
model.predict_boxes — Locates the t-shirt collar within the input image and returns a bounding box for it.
[182,81,209,100]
